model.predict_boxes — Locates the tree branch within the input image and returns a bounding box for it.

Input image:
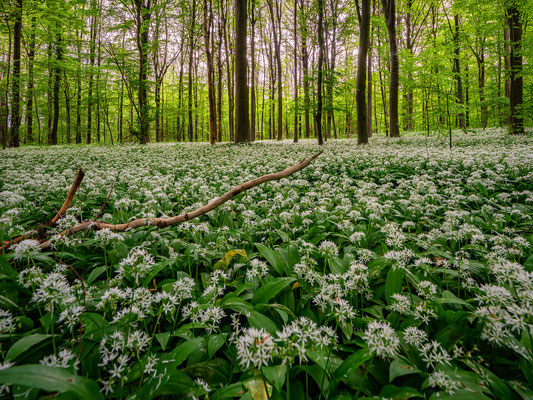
[40,152,322,248]
[50,168,85,225]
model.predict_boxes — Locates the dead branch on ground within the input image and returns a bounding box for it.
[40,152,322,249]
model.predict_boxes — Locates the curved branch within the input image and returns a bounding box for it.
[40,152,322,248]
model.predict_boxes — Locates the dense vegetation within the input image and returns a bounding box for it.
[0,0,531,147]
[0,132,532,398]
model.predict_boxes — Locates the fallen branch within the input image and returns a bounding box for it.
[40,152,322,248]
[3,168,85,252]
[50,168,85,225]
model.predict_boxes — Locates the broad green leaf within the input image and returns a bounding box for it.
[252,277,295,305]
[6,334,51,361]
[385,267,404,302]
[86,266,106,284]
[248,310,278,333]
[0,365,103,400]
[155,332,171,351]
[208,333,228,358]
[389,359,422,382]
[262,364,287,392]
[334,347,371,381]
[255,243,285,275]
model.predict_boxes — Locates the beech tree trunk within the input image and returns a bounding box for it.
[506,3,524,135]
[316,0,324,145]
[381,0,399,137]
[356,0,370,145]
[234,0,250,142]
[9,0,22,147]
[204,0,217,144]
[50,30,62,145]
[25,17,36,144]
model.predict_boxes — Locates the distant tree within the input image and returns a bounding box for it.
[381,0,399,137]
[505,0,524,135]
[234,0,250,143]
[9,0,22,147]
[356,0,370,145]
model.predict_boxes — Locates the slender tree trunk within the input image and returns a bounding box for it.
[87,2,96,144]
[293,0,298,143]
[221,0,234,141]
[187,2,197,142]
[302,32,311,138]
[234,0,249,142]
[250,2,256,142]
[25,17,36,144]
[381,0,399,137]
[316,0,324,145]
[96,40,101,142]
[266,0,282,140]
[356,0,370,145]
[453,14,464,129]
[50,29,62,145]
[506,3,524,134]
[136,0,151,144]
[204,0,218,144]
[217,26,223,142]
[367,29,373,138]
[63,71,72,144]
[9,0,22,147]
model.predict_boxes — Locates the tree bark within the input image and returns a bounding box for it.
[506,3,524,135]
[50,29,62,145]
[452,14,464,129]
[25,17,36,144]
[356,0,370,145]
[9,0,22,147]
[136,0,151,144]
[266,0,282,140]
[316,0,325,145]
[234,0,250,142]
[204,0,218,144]
[293,0,298,143]
[250,2,256,142]
[381,0,399,137]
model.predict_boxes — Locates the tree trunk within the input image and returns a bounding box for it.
[234,0,250,143]
[9,0,22,147]
[204,0,218,144]
[356,0,370,145]
[250,2,256,142]
[50,29,62,145]
[293,0,298,143]
[136,0,151,144]
[381,0,399,137]
[25,17,36,144]
[316,0,324,145]
[266,0,282,140]
[453,14,464,129]
[302,28,311,138]
[506,3,524,134]
[221,0,234,141]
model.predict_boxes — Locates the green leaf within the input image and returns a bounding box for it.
[262,364,287,392]
[385,267,404,302]
[248,310,278,333]
[334,347,372,381]
[0,365,103,400]
[252,277,295,305]
[380,384,423,399]
[86,266,106,284]
[155,332,171,351]
[255,243,285,275]
[389,359,422,382]
[213,249,247,270]
[6,334,51,361]
[208,333,228,358]
[0,293,21,311]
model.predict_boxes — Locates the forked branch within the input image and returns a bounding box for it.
[40,152,322,248]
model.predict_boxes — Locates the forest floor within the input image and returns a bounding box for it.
[0,130,532,399]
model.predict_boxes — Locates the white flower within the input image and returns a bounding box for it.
[318,240,338,257]
[13,239,41,260]
[363,321,399,358]
[236,327,275,369]
[0,309,16,334]
[428,370,459,394]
